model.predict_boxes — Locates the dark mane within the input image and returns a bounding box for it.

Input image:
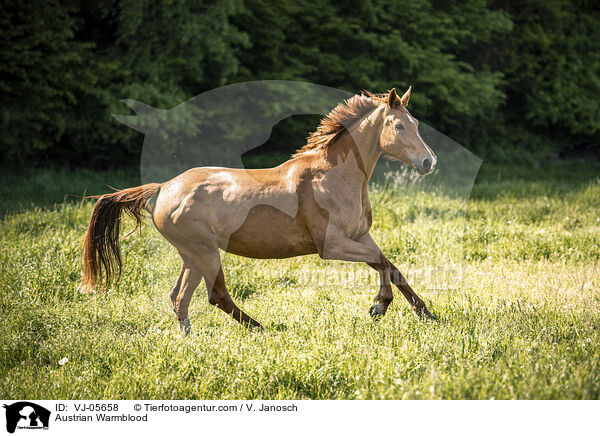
[292,92,388,157]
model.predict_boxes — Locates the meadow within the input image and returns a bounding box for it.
[1,161,599,399]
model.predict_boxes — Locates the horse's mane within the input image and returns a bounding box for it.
[292,92,388,158]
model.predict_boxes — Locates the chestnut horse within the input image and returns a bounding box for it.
[81,87,437,333]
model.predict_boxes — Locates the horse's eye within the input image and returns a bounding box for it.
[395,123,404,131]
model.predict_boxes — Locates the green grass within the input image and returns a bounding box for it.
[1,162,599,399]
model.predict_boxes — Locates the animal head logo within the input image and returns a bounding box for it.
[3,402,50,433]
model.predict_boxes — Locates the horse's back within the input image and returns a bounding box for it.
[151,163,319,256]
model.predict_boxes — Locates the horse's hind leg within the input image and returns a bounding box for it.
[169,259,184,309]
[196,249,262,329]
[172,256,203,335]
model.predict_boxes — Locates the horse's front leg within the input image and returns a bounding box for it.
[368,261,394,317]
[317,231,394,315]
[368,256,436,319]
[319,231,434,319]
[385,259,436,319]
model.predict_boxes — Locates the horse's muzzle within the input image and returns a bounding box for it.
[415,157,435,175]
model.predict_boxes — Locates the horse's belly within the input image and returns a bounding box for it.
[223,205,317,259]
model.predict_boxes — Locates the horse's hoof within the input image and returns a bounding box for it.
[369,304,385,319]
[178,317,192,335]
[413,306,438,321]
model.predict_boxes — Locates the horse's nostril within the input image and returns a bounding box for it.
[422,158,432,171]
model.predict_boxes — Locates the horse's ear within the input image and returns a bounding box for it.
[387,88,399,108]
[400,86,412,107]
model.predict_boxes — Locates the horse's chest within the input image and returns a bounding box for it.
[333,190,372,239]
[313,174,372,239]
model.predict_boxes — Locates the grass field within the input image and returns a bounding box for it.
[1,161,599,399]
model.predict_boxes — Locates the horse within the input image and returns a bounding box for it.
[80,87,437,333]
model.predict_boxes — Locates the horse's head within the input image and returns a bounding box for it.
[378,87,436,175]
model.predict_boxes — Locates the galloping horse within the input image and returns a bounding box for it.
[81,87,437,333]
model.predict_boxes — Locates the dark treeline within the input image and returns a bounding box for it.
[1,0,598,168]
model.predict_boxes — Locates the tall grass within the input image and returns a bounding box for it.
[1,161,599,399]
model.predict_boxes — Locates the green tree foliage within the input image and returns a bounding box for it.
[1,0,246,166]
[0,0,597,166]
[232,0,511,154]
[0,2,92,163]
[492,0,600,156]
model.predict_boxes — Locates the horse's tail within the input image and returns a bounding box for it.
[80,183,161,293]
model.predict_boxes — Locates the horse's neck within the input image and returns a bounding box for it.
[326,105,384,182]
